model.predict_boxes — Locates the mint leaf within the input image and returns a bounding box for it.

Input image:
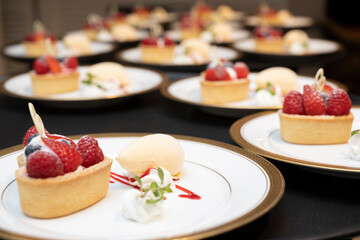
[158,167,164,185]
[351,130,360,137]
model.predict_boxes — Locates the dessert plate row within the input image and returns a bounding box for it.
[0,133,284,240]
[244,15,314,29]
[0,66,165,108]
[2,41,115,62]
[161,73,343,117]
[230,108,360,178]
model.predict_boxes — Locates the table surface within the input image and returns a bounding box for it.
[1,67,360,239]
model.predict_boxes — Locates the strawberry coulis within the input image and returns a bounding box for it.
[109,170,201,200]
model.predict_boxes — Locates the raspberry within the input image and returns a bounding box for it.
[63,57,78,70]
[23,126,49,147]
[26,151,64,178]
[33,58,49,74]
[325,88,352,116]
[282,90,305,115]
[204,68,218,81]
[215,66,231,80]
[42,137,82,173]
[76,135,104,168]
[234,62,249,78]
[303,85,326,115]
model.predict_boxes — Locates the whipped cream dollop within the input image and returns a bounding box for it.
[348,131,360,160]
[287,41,308,55]
[255,86,282,106]
[96,29,113,41]
[23,135,54,161]
[121,189,163,223]
[126,168,176,191]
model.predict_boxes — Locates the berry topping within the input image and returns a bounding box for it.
[204,65,231,81]
[76,135,104,168]
[302,85,326,115]
[254,26,283,39]
[26,151,64,178]
[204,68,217,81]
[33,58,49,74]
[141,37,158,46]
[23,126,49,147]
[24,144,41,158]
[322,84,334,95]
[325,88,352,116]
[164,37,175,46]
[42,137,82,173]
[63,57,78,70]
[234,62,249,78]
[282,90,305,115]
[44,55,61,73]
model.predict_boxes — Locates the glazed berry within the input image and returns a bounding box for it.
[33,58,50,74]
[216,66,232,80]
[24,144,41,158]
[42,137,82,173]
[44,55,61,73]
[76,135,104,168]
[26,151,64,178]
[204,68,217,81]
[302,85,326,115]
[164,37,175,46]
[63,57,78,70]
[141,37,158,46]
[23,126,49,147]
[282,90,305,115]
[24,33,35,42]
[325,88,352,116]
[234,62,249,78]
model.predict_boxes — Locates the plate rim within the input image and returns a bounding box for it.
[160,73,347,111]
[0,65,167,102]
[0,132,285,240]
[116,46,242,68]
[244,15,315,28]
[232,38,344,57]
[1,40,117,61]
[229,108,360,173]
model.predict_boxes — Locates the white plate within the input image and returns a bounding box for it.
[166,29,250,44]
[230,108,360,178]
[245,15,314,28]
[161,73,342,117]
[233,38,341,56]
[2,41,115,60]
[116,46,240,67]
[0,133,284,240]
[0,66,164,105]
[67,30,149,44]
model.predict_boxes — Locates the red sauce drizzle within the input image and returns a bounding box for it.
[176,185,201,200]
[109,180,115,183]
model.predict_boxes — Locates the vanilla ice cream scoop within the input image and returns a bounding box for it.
[116,134,184,177]
[88,62,131,86]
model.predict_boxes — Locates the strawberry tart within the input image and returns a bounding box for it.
[279,69,353,144]
[30,55,79,95]
[83,13,110,40]
[254,25,283,54]
[140,35,175,64]
[16,103,112,218]
[179,13,204,39]
[257,3,293,26]
[200,60,250,104]
[24,21,57,57]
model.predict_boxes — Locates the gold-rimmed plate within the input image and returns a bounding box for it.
[0,66,166,109]
[0,133,284,240]
[230,108,360,178]
[244,15,314,29]
[160,73,344,117]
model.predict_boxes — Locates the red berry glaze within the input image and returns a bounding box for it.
[23,126,49,147]
[26,151,64,178]
[325,88,352,116]
[33,58,50,74]
[63,57,78,70]
[42,137,82,173]
[302,85,326,115]
[282,91,305,115]
[234,62,249,78]
[76,135,104,168]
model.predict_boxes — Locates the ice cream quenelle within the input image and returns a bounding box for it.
[87,62,131,87]
[116,134,184,177]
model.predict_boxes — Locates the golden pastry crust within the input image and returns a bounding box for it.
[15,156,112,219]
[24,41,57,57]
[30,70,79,95]
[200,74,250,104]
[255,38,283,54]
[140,45,175,64]
[278,111,354,144]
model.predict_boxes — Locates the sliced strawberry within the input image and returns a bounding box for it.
[325,88,351,116]
[42,137,82,173]
[23,126,49,147]
[303,85,326,115]
[204,68,218,81]
[322,84,334,95]
[26,151,64,178]
[234,62,249,79]
[48,134,77,148]
[44,55,61,73]
[282,91,305,115]
[215,66,232,80]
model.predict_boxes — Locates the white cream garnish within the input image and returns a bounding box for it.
[288,41,307,55]
[23,135,54,162]
[255,86,282,106]
[349,132,360,160]
[126,168,176,191]
[121,189,163,223]
[96,29,113,41]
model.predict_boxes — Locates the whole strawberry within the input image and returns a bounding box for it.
[282,90,305,115]
[303,85,326,115]
[23,126,49,147]
[325,88,351,116]
[26,151,64,178]
[76,135,104,168]
[42,137,83,173]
